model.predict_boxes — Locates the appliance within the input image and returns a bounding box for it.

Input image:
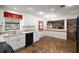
[67,18,77,52]
[76,16,79,52]
[25,33,33,47]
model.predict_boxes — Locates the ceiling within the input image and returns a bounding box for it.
[0,5,79,19]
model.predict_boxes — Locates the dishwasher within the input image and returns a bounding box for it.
[25,33,33,47]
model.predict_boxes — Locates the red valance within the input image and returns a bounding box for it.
[4,12,22,20]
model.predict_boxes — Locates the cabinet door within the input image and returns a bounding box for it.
[25,33,33,47]
[34,32,39,42]
[4,34,25,51]
[17,34,25,48]
[39,31,44,38]
[5,36,19,50]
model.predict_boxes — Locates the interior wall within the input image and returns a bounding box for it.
[18,13,78,40]
[0,9,41,31]
[20,13,44,31]
[42,14,78,40]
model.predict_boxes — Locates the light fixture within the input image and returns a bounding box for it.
[50,8,54,11]
[14,8,17,10]
[28,7,33,10]
[38,11,44,15]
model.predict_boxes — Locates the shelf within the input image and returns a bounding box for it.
[5,29,14,30]
[5,28,19,30]
[5,22,19,24]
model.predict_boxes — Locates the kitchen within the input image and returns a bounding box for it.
[0,5,78,53]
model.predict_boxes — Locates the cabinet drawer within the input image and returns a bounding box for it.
[4,34,25,50]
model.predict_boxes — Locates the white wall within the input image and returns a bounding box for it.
[42,14,78,40]
[19,13,67,39]
[20,13,44,31]
[1,9,44,31]
[20,13,69,40]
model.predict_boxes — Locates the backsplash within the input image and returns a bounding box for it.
[22,25,36,31]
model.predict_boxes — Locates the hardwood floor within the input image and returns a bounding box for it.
[67,34,76,52]
[17,36,76,53]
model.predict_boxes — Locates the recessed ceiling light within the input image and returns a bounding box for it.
[50,8,54,11]
[14,8,17,10]
[28,7,33,10]
[38,11,44,15]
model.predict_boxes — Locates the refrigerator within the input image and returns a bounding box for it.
[67,18,77,52]
[76,16,79,52]
[67,16,79,53]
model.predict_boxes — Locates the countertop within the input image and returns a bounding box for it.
[44,29,67,32]
[0,30,37,37]
[0,30,35,42]
[0,29,67,42]
[0,29,67,37]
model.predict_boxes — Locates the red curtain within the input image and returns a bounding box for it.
[4,12,22,20]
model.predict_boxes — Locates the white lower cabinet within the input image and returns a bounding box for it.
[4,36,19,50]
[33,32,39,42]
[17,34,25,49]
[4,34,25,51]
[44,31,67,39]
[36,31,66,40]
[39,31,44,38]
[33,31,47,43]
